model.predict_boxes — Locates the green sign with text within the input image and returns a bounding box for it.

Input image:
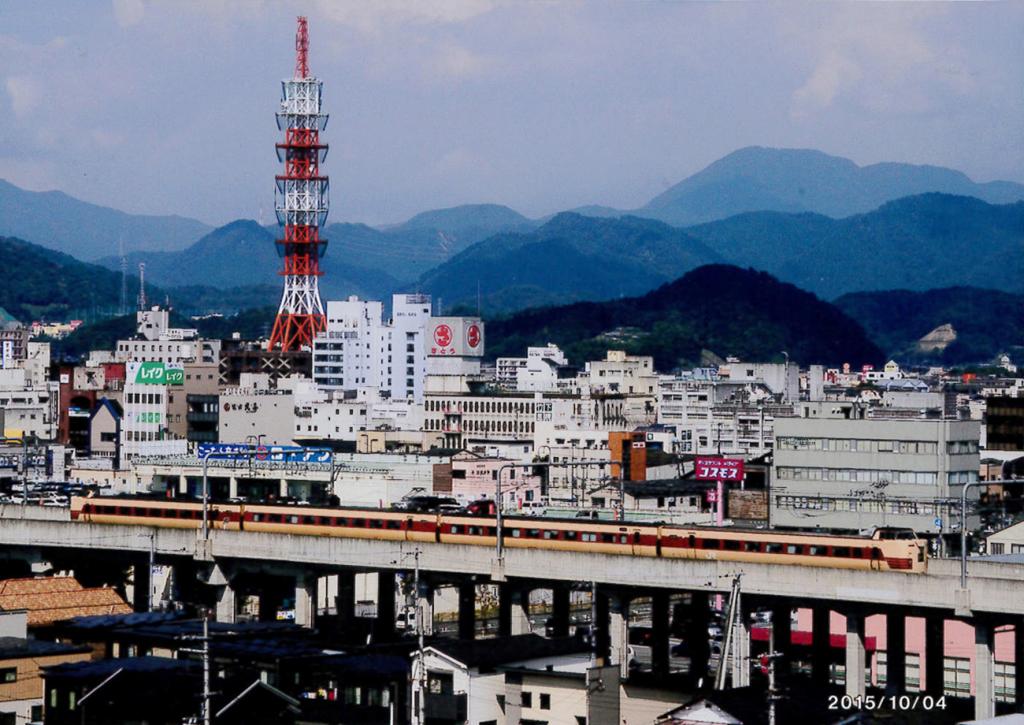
[133,362,184,385]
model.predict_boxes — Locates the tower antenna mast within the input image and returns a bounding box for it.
[268,15,329,351]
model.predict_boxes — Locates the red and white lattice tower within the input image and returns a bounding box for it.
[268,16,329,351]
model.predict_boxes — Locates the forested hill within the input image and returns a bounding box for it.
[486,265,883,371]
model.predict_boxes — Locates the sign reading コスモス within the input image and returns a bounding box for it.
[693,457,744,481]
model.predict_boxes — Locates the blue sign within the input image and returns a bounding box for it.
[198,443,332,464]
[934,517,943,529]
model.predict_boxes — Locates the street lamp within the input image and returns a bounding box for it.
[494,460,609,562]
[959,479,1005,589]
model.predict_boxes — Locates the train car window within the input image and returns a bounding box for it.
[786,544,800,555]
[744,542,760,552]
[723,540,740,551]
[619,535,628,544]
[601,533,615,543]
[371,520,383,529]
[252,514,262,522]
[543,530,556,539]
[303,516,316,525]
[289,515,300,525]
[451,525,461,534]
[528,529,541,539]
[766,543,783,554]
[566,531,578,541]
[702,539,720,550]
[808,545,827,556]
[833,546,850,557]
[511,529,521,538]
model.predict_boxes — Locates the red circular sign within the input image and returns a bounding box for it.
[467,324,481,348]
[255,445,268,461]
[433,324,453,347]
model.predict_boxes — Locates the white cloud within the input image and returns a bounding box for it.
[5,76,40,117]
[435,147,490,176]
[311,0,496,32]
[791,51,862,116]
[112,0,145,27]
[430,43,490,80]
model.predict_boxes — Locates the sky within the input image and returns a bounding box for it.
[1,1,1022,227]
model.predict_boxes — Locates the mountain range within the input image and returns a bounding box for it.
[684,193,1024,299]
[0,179,209,260]
[419,213,722,312]
[6,145,1023,295]
[634,146,1024,227]
[4,226,1014,369]
[100,220,400,305]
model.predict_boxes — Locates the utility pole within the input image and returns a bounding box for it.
[715,575,742,690]
[202,611,211,725]
[20,435,27,510]
[765,627,782,725]
[148,532,156,611]
[414,548,426,725]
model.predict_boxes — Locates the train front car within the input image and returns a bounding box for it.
[872,527,928,572]
[658,527,927,573]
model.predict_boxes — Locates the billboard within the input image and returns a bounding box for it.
[129,362,184,386]
[694,457,744,481]
[429,317,484,357]
[198,443,333,464]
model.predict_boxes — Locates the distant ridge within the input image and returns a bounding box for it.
[0,178,210,260]
[684,193,1024,298]
[417,213,723,313]
[636,146,1024,226]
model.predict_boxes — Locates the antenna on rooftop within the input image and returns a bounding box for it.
[137,262,147,311]
[119,235,128,316]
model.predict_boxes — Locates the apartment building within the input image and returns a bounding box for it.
[120,361,187,467]
[0,368,57,440]
[496,344,571,392]
[657,368,793,456]
[219,374,318,446]
[114,307,220,365]
[771,402,981,538]
[312,293,432,402]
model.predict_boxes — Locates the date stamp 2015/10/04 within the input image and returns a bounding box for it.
[828,695,947,712]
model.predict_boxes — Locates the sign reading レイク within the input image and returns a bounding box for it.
[131,362,184,386]
[694,457,744,481]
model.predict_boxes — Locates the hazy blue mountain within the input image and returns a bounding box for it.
[639,147,1024,226]
[684,194,1024,298]
[395,203,531,233]
[486,265,883,370]
[565,205,627,218]
[0,178,210,260]
[417,213,723,314]
[326,203,536,282]
[834,287,1024,365]
[98,220,399,303]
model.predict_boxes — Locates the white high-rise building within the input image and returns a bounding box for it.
[390,294,432,402]
[312,294,432,402]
